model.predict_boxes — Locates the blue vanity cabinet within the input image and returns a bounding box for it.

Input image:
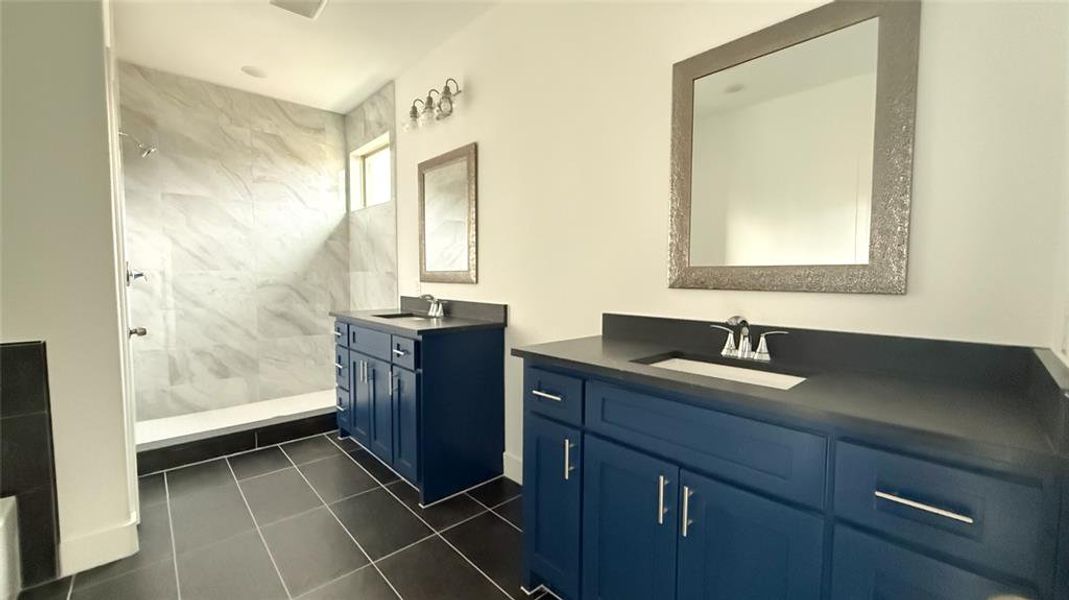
[523,414,582,599]
[392,366,419,483]
[335,316,505,505]
[582,435,679,600]
[677,470,823,600]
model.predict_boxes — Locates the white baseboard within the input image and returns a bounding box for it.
[58,512,139,577]
[503,451,522,484]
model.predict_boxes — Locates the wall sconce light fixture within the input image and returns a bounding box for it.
[405,78,462,131]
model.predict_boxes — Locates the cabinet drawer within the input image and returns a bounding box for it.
[831,526,1034,600]
[334,346,350,391]
[586,381,827,508]
[834,442,1045,583]
[391,336,418,370]
[524,367,584,425]
[333,321,349,345]
[349,325,391,360]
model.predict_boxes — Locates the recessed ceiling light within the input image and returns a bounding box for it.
[270,0,328,20]
[241,65,267,79]
[724,83,745,94]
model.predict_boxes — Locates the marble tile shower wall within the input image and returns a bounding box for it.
[119,63,350,420]
[345,82,398,309]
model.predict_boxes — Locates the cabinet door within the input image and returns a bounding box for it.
[523,415,582,599]
[392,367,418,483]
[367,357,393,463]
[350,354,371,446]
[583,435,679,600]
[677,470,823,600]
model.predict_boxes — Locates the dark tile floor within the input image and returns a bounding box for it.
[20,432,544,600]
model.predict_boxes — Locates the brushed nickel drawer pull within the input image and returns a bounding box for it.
[334,362,345,370]
[532,390,563,402]
[874,490,974,524]
[563,438,575,480]
[333,330,342,337]
[657,475,669,525]
[682,485,694,537]
[392,348,408,357]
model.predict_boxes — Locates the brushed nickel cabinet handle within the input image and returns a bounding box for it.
[392,348,408,357]
[874,490,974,524]
[333,330,342,337]
[336,400,345,411]
[334,362,345,371]
[563,438,575,480]
[657,475,669,525]
[682,486,694,537]
[532,390,563,402]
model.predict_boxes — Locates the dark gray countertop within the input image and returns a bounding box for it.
[512,335,1058,465]
[331,308,505,336]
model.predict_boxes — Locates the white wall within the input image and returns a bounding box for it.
[1,0,137,574]
[394,1,1067,480]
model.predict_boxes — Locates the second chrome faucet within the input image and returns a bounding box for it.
[711,315,788,362]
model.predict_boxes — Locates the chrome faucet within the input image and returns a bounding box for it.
[421,294,445,318]
[711,316,789,362]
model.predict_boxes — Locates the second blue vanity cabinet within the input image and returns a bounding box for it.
[523,414,582,599]
[333,303,506,505]
[582,435,679,600]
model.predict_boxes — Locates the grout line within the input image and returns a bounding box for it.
[279,446,406,600]
[162,473,182,600]
[289,562,377,600]
[487,506,523,534]
[138,430,338,478]
[65,573,74,600]
[224,459,294,599]
[467,488,521,512]
[324,435,516,599]
[417,474,505,510]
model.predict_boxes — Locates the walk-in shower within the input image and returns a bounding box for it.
[118,63,397,450]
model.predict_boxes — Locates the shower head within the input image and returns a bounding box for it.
[118,130,157,158]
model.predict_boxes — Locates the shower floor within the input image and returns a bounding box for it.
[136,390,335,451]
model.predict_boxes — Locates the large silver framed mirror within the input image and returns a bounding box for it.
[419,142,478,284]
[669,1,920,294]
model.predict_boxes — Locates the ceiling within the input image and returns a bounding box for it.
[112,0,494,114]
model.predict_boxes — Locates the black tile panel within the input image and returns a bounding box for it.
[281,435,343,465]
[0,413,54,494]
[330,489,431,559]
[388,481,484,531]
[69,559,177,600]
[176,531,287,600]
[228,446,291,480]
[165,459,234,498]
[298,454,379,503]
[238,468,321,526]
[345,447,400,485]
[443,512,524,599]
[0,342,49,418]
[137,474,166,508]
[256,415,335,447]
[17,577,70,600]
[169,479,255,553]
[14,486,58,586]
[260,507,368,596]
[300,566,398,600]
[467,477,521,508]
[377,537,504,600]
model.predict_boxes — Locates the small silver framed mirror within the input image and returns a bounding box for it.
[419,142,478,284]
[669,1,921,294]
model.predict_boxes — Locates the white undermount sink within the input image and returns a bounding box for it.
[647,357,806,390]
